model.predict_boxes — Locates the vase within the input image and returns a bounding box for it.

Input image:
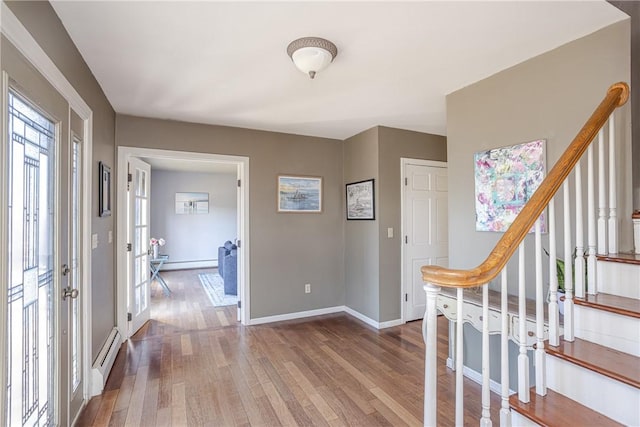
[152,245,159,259]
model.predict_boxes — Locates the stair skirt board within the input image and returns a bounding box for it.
[597,261,640,299]
[546,353,640,427]
[574,305,640,357]
[90,327,122,396]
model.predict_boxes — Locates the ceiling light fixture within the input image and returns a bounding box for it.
[287,37,338,79]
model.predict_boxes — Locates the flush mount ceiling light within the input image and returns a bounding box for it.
[287,37,338,79]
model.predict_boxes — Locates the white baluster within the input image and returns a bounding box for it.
[563,182,574,342]
[423,283,441,427]
[481,284,492,427]
[535,219,546,396]
[587,144,597,295]
[518,243,530,403]
[597,128,607,255]
[456,287,464,426]
[548,199,560,347]
[608,112,618,254]
[500,270,512,427]
[575,161,586,299]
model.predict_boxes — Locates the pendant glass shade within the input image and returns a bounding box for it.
[287,37,338,79]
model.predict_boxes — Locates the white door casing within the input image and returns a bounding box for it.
[402,159,448,322]
[116,147,250,339]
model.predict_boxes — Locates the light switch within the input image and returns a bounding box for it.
[108,230,113,243]
[91,233,98,249]
[387,227,394,238]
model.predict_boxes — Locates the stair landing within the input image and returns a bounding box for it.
[597,252,640,265]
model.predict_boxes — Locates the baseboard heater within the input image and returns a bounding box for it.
[90,327,122,396]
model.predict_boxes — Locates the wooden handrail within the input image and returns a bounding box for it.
[422,82,629,288]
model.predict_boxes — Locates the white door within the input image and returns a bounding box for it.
[4,86,85,425]
[403,161,449,322]
[127,157,152,335]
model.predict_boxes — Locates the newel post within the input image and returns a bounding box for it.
[423,282,441,427]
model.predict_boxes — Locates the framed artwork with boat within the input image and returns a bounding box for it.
[277,175,323,213]
[346,179,375,220]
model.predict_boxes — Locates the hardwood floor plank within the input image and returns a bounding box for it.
[78,268,504,426]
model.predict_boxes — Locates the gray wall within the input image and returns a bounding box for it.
[446,21,630,376]
[343,128,380,320]
[377,127,446,321]
[150,170,237,268]
[343,126,447,322]
[5,1,117,360]
[116,115,345,319]
[609,2,639,209]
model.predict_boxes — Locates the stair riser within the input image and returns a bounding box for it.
[574,305,640,357]
[547,355,640,426]
[510,411,541,427]
[596,261,640,299]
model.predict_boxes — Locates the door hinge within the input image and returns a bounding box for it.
[236,239,241,248]
[405,236,408,244]
[237,300,241,309]
[127,243,132,252]
[237,179,241,187]
[405,177,408,186]
[127,312,132,321]
[405,293,408,302]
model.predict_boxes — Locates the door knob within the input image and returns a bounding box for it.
[62,287,79,301]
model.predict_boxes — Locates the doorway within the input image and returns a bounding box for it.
[116,147,250,340]
[1,34,94,427]
[401,158,448,322]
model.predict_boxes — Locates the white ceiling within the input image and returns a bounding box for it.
[51,1,627,140]
[142,156,238,174]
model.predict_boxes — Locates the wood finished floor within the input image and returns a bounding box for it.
[76,268,500,426]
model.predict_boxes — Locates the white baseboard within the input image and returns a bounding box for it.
[161,259,216,271]
[249,306,345,325]
[446,357,515,396]
[249,306,404,330]
[344,306,403,329]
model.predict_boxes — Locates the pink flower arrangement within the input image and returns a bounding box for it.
[150,237,166,247]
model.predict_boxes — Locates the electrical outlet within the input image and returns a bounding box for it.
[305,283,311,294]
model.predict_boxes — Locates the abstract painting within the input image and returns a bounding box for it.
[474,139,546,232]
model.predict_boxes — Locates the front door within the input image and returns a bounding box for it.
[127,157,152,335]
[403,161,449,322]
[3,42,87,426]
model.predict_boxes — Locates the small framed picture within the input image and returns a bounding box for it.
[277,175,322,213]
[346,179,375,220]
[99,161,111,217]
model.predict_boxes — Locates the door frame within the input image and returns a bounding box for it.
[400,158,448,323]
[1,4,94,423]
[116,146,250,339]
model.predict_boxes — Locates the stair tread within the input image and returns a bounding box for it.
[597,252,640,265]
[575,292,640,318]
[546,338,640,389]
[509,387,623,427]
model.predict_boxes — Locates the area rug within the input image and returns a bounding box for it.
[198,273,238,307]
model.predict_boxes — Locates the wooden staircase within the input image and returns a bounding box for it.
[509,253,640,426]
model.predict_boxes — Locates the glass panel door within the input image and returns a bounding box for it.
[128,157,151,335]
[6,91,55,426]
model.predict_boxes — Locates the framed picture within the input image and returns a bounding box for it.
[175,192,209,214]
[474,139,546,232]
[277,175,322,213]
[346,179,375,220]
[99,161,111,217]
